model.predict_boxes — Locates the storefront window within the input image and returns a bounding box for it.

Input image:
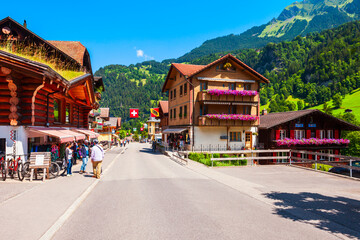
[66,104,71,124]
[54,99,60,122]
[230,132,241,142]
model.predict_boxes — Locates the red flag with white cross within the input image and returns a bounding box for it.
[130,108,139,118]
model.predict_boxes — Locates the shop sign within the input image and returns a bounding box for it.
[308,124,316,128]
[295,124,303,128]
[35,155,44,166]
[220,136,228,140]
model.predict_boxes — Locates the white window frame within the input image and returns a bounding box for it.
[280,130,286,140]
[320,150,326,160]
[319,130,325,139]
[295,130,305,140]
[328,150,334,161]
[327,130,333,139]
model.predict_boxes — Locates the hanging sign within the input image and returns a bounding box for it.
[140,128,144,131]
[308,124,316,128]
[295,124,304,128]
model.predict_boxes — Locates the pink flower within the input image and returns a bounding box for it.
[276,138,350,146]
[205,114,259,121]
[206,89,258,97]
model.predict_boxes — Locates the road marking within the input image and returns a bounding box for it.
[39,147,126,240]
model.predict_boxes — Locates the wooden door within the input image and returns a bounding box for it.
[245,132,252,149]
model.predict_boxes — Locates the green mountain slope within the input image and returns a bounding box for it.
[176,0,360,62]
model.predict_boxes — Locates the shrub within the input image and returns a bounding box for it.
[222,154,230,158]
[213,153,220,158]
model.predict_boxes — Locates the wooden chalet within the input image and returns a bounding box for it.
[0,17,102,156]
[158,100,168,131]
[162,54,269,150]
[258,109,360,163]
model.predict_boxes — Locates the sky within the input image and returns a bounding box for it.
[1,0,296,72]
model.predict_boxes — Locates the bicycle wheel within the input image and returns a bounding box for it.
[8,159,15,179]
[17,162,25,181]
[49,162,60,178]
[22,162,31,179]
[1,161,6,181]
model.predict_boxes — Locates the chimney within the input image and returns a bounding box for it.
[262,109,267,115]
[23,20,27,28]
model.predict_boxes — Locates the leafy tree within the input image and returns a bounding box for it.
[297,100,304,110]
[341,132,360,157]
[133,133,140,142]
[332,94,343,109]
[322,102,332,115]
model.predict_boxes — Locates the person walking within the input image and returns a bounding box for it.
[152,140,156,152]
[80,142,89,174]
[65,142,73,176]
[91,139,104,179]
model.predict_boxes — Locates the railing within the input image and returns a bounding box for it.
[198,116,259,126]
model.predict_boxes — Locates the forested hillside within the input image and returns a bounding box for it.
[176,0,360,62]
[97,20,360,125]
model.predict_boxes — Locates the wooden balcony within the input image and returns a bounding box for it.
[198,116,259,126]
[198,91,258,105]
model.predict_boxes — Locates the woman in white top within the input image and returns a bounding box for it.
[65,142,73,176]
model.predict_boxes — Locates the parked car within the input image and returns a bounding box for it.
[329,161,360,174]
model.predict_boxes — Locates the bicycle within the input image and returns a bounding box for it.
[7,154,26,181]
[0,156,6,181]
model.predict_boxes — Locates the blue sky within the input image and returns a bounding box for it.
[1,0,296,71]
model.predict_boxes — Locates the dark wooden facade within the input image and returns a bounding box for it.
[258,109,360,163]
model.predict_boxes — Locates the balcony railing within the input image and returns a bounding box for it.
[198,116,259,126]
[198,91,258,103]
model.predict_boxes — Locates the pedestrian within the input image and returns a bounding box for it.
[80,141,89,174]
[91,139,104,179]
[152,140,156,152]
[123,140,126,147]
[65,142,73,176]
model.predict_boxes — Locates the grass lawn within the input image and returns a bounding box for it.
[310,89,360,119]
[260,95,302,111]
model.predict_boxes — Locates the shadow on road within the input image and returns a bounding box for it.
[264,191,360,238]
[139,148,163,155]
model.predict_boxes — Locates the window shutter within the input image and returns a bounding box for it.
[306,130,311,139]
[308,152,313,160]
[275,130,280,140]
[273,152,277,163]
[297,153,301,158]
[290,130,294,139]
[334,149,339,161]
[316,130,320,138]
[334,130,339,139]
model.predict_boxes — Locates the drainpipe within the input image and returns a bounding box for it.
[46,91,60,127]
[184,76,195,151]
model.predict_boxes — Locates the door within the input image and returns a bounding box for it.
[245,132,252,149]
[0,139,5,156]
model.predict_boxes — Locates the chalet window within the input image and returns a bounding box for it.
[179,106,183,118]
[170,91,173,100]
[311,131,316,138]
[244,84,251,90]
[327,130,333,139]
[180,85,183,96]
[170,109,173,119]
[328,150,334,161]
[184,83,187,95]
[200,105,208,116]
[174,108,177,119]
[295,130,305,140]
[319,130,325,139]
[174,89,176,99]
[200,82,208,91]
[184,105,187,118]
[243,106,251,115]
[280,130,286,140]
[66,103,71,124]
[54,99,60,122]
[229,83,235,90]
[320,150,326,160]
[230,105,236,114]
[230,132,241,142]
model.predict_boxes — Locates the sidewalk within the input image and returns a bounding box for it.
[0,146,125,240]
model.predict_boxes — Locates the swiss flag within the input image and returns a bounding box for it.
[130,108,139,118]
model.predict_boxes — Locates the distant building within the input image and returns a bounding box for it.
[158,100,169,132]
[146,117,160,141]
[258,109,360,164]
[162,54,269,150]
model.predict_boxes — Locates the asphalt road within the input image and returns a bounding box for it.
[51,143,353,240]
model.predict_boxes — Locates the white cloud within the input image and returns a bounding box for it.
[136,49,144,57]
[135,48,154,60]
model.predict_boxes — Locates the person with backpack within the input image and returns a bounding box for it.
[80,141,89,174]
[65,142,73,176]
[91,139,104,179]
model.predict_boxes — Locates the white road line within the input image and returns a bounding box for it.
[39,147,126,240]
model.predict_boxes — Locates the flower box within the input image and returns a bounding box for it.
[205,114,259,121]
[206,89,258,97]
[276,138,350,146]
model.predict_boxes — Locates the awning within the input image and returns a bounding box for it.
[28,127,75,143]
[162,128,188,134]
[60,129,86,141]
[73,129,99,139]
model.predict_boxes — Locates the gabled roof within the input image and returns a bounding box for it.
[100,108,109,118]
[162,54,269,92]
[172,63,205,76]
[158,100,169,114]
[47,41,86,66]
[106,117,121,128]
[259,109,360,131]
